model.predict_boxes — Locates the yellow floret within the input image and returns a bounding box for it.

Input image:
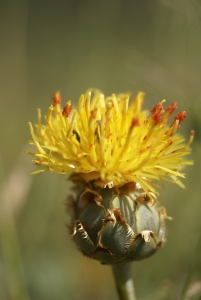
[27,89,194,197]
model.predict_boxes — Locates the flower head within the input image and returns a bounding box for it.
[27,89,193,198]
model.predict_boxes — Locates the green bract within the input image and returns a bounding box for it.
[67,182,169,265]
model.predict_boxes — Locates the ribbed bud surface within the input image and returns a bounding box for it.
[67,182,169,265]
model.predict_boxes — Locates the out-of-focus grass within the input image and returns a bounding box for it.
[180,233,201,299]
[0,1,201,299]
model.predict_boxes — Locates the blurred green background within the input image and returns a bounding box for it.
[0,1,201,299]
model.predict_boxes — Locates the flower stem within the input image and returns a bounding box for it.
[112,262,137,300]
[180,232,201,299]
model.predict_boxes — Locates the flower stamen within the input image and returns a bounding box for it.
[28,90,194,198]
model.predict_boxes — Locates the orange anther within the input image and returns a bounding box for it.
[52,91,61,105]
[174,111,187,128]
[150,103,164,124]
[62,102,72,117]
[166,102,178,113]
[130,117,140,128]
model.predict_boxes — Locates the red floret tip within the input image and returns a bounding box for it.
[62,103,72,117]
[52,92,62,105]
[130,117,140,128]
[150,103,164,124]
[174,111,187,128]
[166,102,178,113]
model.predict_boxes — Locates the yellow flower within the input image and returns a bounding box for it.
[27,89,194,198]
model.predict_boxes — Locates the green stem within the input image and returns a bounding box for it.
[180,233,201,300]
[112,262,137,300]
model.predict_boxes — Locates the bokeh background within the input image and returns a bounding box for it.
[0,1,201,299]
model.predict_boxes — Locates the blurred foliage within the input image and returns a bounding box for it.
[0,0,201,299]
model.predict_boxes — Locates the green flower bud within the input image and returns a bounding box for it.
[67,182,171,265]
